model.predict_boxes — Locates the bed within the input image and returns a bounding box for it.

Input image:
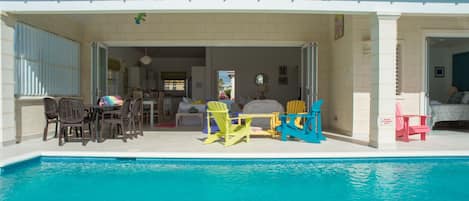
[430,104,469,127]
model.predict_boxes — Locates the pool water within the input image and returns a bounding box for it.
[1,157,469,201]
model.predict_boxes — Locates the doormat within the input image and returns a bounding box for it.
[155,122,176,128]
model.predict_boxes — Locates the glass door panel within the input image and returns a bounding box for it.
[301,42,319,110]
[91,42,108,104]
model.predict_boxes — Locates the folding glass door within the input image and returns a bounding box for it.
[91,42,108,104]
[301,42,319,110]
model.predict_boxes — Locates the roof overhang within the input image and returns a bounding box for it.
[1,0,469,16]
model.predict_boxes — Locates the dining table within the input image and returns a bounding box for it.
[143,100,156,127]
[89,104,121,143]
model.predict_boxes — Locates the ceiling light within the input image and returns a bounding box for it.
[140,48,152,65]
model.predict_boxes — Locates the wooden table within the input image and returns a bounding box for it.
[238,113,277,137]
[175,112,204,127]
[90,105,121,143]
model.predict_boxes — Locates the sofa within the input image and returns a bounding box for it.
[242,99,284,128]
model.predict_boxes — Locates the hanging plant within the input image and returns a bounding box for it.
[134,13,147,24]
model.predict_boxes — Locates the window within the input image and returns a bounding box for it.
[395,43,402,96]
[163,80,185,91]
[14,23,80,96]
[161,72,186,92]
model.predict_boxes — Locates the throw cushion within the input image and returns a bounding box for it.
[461,92,469,104]
[182,97,192,103]
[99,96,123,106]
[448,92,465,104]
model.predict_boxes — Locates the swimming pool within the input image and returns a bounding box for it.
[1,157,469,201]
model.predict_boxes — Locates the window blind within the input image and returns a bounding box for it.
[14,23,80,96]
[395,43,402,96]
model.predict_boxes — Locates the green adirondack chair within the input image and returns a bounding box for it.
[204,101,252,147]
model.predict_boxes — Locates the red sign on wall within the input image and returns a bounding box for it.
[379,117,393,127]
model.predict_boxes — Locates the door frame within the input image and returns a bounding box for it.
[422,30,469,115]
[90,42,109,104]
[301,42,319,110]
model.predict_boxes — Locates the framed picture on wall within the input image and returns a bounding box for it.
[335,14,345,40]
[434,66,445,78]
[278,77,288,85]
[279,65,287,75]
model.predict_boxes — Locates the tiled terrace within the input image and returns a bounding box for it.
[1,130,469,167]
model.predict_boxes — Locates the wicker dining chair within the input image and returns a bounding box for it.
[101,98,132,142]
[58,98,93,146]
[131,98,143,136]
[43,97,59,141]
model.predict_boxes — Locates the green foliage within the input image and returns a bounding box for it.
[224,89,231,99]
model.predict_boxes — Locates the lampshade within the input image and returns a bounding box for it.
[139,48,152,65]
[139,55,152,65]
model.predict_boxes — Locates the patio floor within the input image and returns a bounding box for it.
[1,130,469,166]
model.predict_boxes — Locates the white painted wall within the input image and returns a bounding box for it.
[0,14,17,146]
[351,15,372,140]
[329,15,354,135]
[428,47,453,103]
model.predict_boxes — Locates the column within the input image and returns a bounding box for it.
[0,13,17,147]
[369,13,400,149]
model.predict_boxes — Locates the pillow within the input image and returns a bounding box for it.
[461,92,469,104]
[99,96,123,106]
[192,99,205,104]
[182,97,192,104]
[447,92,465,104]
[430,100,442,105]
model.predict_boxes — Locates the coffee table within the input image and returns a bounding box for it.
[237,113,276,137]
[175,112,204,127]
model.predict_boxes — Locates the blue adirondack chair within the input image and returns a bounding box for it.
[276,99,325,143]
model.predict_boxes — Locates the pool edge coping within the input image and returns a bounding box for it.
[3,150,469,168]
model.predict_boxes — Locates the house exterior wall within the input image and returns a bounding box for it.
[7,14,84,144]
[4,12,469,145]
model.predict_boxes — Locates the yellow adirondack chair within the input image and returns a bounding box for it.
[273,100,306,130]
[204,101,252,147]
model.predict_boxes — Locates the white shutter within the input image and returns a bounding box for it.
[14,23,80,97]
[396,43,402,96]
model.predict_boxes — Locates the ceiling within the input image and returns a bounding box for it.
[136,47,206,58]
[429,37,469,48]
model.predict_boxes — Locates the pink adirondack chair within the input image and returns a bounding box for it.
[395,103,430,142]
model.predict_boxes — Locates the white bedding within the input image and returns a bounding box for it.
[430,104,469,126]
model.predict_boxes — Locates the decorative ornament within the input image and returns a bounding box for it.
[134,13,147,25]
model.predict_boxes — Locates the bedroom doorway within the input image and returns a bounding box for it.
[426,37,469,130]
